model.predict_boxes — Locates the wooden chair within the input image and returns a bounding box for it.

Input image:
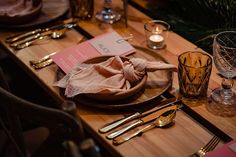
[0,66,101,157]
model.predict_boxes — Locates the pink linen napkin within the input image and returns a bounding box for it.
[54,56,177,98]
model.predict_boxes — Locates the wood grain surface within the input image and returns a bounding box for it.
[0,0,235,157]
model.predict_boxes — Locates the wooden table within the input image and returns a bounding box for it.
[0,1,235,156]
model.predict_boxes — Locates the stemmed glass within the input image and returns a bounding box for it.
[208,31,236,115]
[96,0,121,24]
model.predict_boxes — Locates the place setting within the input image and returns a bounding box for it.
[48,30,177,110]
[40,17,175,109]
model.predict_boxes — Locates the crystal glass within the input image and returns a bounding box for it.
[178,51,212,102]
[209,31,236,110]
[95,0,121,24]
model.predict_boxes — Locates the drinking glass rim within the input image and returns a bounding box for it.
[144,20,170,32]
[178,51,212,69]
[214,31,236,49]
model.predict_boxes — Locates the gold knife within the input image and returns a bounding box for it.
[99,97,178,133]
[106,103,179,139]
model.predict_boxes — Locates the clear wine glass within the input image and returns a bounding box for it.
[95,0,121,24]
[208,31,236,115]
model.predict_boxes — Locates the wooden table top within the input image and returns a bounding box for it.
[0,1,235,156]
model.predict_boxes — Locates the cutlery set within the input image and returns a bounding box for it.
[5,22,77,50]
[99,98,182,145]
[99,99,220,155]
[5,21,78,69]
[113,108,177,145]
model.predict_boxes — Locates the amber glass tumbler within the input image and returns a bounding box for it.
[178,51,212,100]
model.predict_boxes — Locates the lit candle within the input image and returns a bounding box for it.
[148,34,164,49]
[149,34,164,43]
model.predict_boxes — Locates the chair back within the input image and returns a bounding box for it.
[0,66,100,157]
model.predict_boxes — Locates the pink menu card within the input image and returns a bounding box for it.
[51,31,135,74]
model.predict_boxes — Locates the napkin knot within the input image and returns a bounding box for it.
[123,58,147,85]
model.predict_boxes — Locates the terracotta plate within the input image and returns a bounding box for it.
[58,46,173,109]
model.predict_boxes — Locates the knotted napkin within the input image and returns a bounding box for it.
[54,56,177,97]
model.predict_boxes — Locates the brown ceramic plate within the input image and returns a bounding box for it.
[57,46,173,109]
[0,0,69,28]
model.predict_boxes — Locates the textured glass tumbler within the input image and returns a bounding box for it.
[70,0,94,19]
[178,51,212,100]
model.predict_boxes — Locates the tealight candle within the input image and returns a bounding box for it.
[149,34,164,43]
[148,34,164,49]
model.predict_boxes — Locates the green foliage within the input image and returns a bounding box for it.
[146,0,236,54]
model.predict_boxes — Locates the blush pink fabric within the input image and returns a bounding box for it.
[55,56,177,98]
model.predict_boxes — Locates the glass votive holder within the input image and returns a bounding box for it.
[144,20,170,49]
[178,51,212,102]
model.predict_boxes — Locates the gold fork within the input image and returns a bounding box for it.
[190,136,221,157]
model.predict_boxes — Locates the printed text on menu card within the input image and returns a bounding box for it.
[51,31,135,74]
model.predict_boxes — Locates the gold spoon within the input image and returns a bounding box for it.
[113,108,177,145]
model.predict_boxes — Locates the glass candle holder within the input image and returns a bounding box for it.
[144,20,170,49]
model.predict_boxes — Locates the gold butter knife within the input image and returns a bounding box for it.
[30,52,57,65]
[32,59,54,69]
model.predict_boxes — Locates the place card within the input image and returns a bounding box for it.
[89,31,134,56]
[51,31,135,74]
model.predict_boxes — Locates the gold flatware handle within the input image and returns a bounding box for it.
[30,52,57,65]
[99,112,141,133]
[15,36,49,50]
[106,120,143,140]
[10,33,42,48]
[113,123,156,145]
[32,59,54,69]
[5,29,42,43]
